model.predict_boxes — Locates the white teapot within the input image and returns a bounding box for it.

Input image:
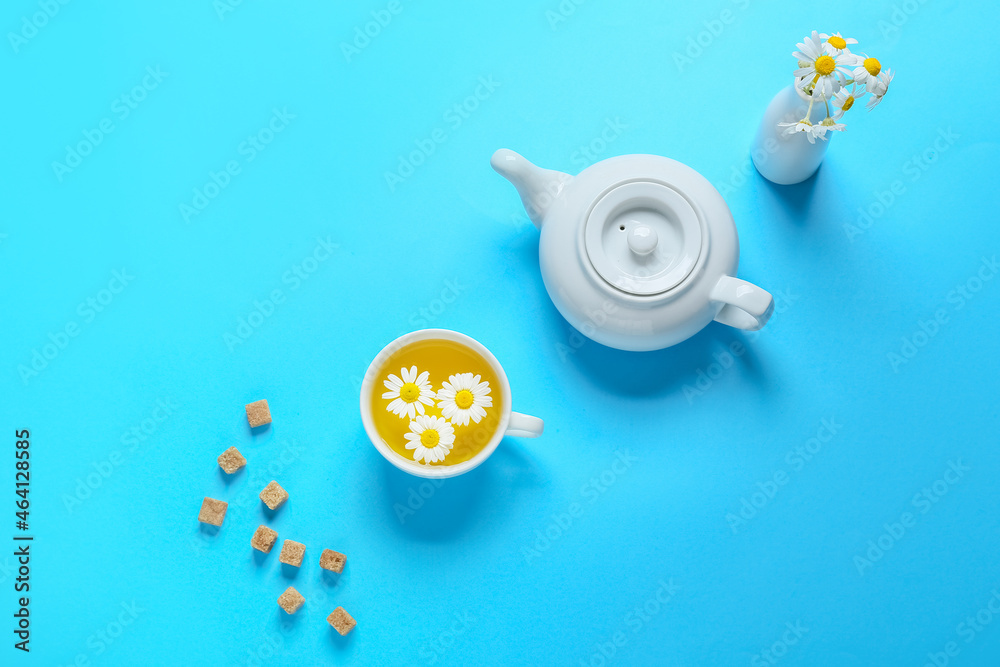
[492,149,774,351]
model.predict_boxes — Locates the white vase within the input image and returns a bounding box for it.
[751,84,831,185]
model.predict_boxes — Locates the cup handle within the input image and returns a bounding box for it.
[711,275,774,331]
[506,412,544,438]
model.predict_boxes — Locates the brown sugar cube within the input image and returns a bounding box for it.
[327,607,356,636]
[217,446,247,474]
[320,549,347,574]
[279,540,306,567]
[198,497,227,526]
[251,525,278,553]
[245,399,272,428]
[277,587,305,614]
[259,481,288,510]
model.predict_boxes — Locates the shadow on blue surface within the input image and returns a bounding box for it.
[374,430,544,543]
[564,321,767,398]
[253,549,270,567]
[756,164,822,223]
[327,626,353,649]
[379,459,489,541]
[198,523,221,538]
[321,569,343,589]
[217,465,244,486]
[275,607,300,629]
[249,422,273,446]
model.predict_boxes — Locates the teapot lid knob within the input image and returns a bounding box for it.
[584,181,703,296]
[627,226,658,256]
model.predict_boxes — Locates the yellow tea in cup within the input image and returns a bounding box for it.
[368,338,505,466]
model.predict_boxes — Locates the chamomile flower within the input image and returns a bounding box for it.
[852,54,886,94]
[382,366,435,420]
[436,373,493,426]
[403,415,455,464]
[793,30,852,99]
[865,68,894,110]
[819,32,857,54]
[781,31,892,138]
[832,83,867,119]
[875,68,894,94]
[778,119,826,144]
[818,117,846,135]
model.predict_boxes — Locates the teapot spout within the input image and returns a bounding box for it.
[491,149,571,229]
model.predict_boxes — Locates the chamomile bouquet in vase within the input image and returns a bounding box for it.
[752,31,894,185]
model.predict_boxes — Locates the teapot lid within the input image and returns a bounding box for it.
[584,181,703,296]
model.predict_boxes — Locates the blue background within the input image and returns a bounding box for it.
[3,0,999,665]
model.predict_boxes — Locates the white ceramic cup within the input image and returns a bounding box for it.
[360,329,543,479]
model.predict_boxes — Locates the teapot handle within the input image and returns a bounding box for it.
[710,276,774,331]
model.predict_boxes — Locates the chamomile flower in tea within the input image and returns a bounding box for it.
[382,365,435,420]
[437,373,493,426]
[370,338,505,466]
[404,415,456,464]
